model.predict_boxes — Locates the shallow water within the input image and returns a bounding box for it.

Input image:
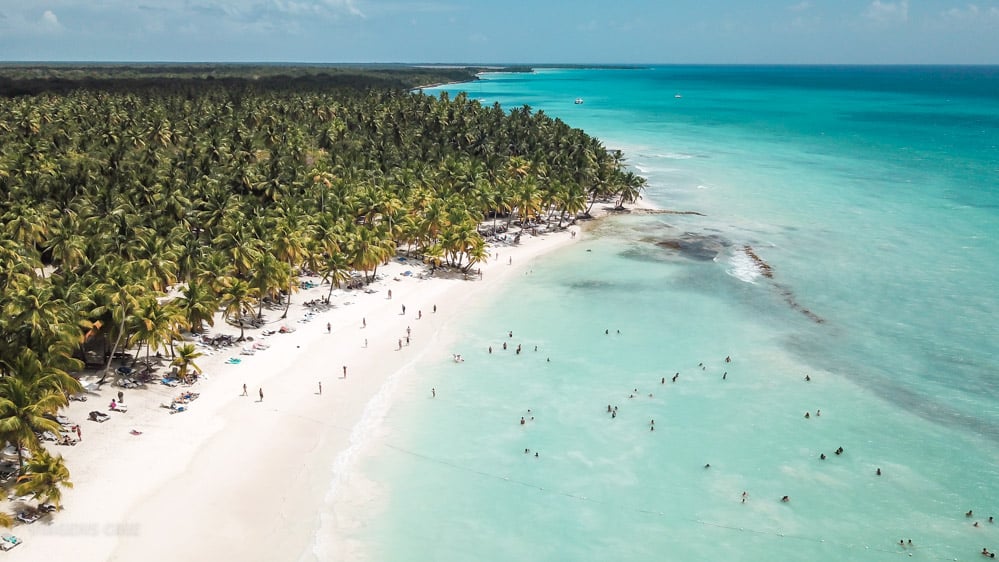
[341,67,999,561]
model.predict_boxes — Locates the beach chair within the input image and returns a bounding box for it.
[15,511,40,525]
[88,411,110,423]
[240,346,255,355]
[0,534,21,551]
[110,403,128,413]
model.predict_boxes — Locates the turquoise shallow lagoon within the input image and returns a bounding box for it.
[342,67,999,561]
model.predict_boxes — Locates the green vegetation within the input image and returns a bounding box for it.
[0,67,645,514]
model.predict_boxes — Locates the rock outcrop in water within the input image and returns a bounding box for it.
[655,233,730,261]
[742,245,773,279]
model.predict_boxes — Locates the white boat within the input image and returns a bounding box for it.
[574,98,584,104]
[674,94,682,99]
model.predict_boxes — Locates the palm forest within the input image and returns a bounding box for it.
[0,65,645,517]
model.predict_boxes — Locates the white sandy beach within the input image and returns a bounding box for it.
[6,219,600,561]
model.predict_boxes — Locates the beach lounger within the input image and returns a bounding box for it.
[68,393,88,402]
[88,411,110,423]
[0,534,21,551]
[110,403,128,413]
[15,511,40,525]
[160,378,179,387]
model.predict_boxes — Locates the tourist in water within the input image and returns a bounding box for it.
[820,453,826,460]
[876,468,882,476]
[781,496,790,502]
[520,417,525,425]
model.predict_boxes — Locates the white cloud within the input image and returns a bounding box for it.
[864,0,909,23]
[939,3,999,21]
[40,9,62,31]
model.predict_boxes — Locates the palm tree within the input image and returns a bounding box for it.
[0,377,64,470]
[14,449,73,510]
[171,343,203,383]
[347,226,394,283]
[249,253,290,318]
[90,262,147,381]
[218,277,259,340]
[175,278,219,334]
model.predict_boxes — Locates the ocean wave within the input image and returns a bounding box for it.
[654,152,695,160]
[726,249,763,283]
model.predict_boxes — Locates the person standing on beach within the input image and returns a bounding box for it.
[259,388,264,401]
[388,289,392,299]
[362,317,366,328]
[402,304,406,315]
[342,365,347,378]
[242,383,248,396]
[433,304,437,313]
[318,381,322,395]
[327,322,331,334]
[432,388,436,398]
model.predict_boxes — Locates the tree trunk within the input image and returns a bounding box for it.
[281,279,293,319]
[100,305,128,384]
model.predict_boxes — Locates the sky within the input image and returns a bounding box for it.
[0,1,997,64]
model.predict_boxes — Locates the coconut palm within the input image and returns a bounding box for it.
[218,277,259,340]
[171,343,203,383]
[0,377,64,470]
[14,449,73,509]
[174,278,219,333]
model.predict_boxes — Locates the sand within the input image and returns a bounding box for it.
[7,220,597,561]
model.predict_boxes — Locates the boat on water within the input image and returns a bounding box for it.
[674,94,682,99]
[574,98,584,104]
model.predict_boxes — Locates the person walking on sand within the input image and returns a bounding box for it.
[327,322,331,334]
[433,304,437,313]
[362,317,366,328]
[402,304,406,315]
[259,388,264,401]
[342,365,347,378]
[242,383,248,396]
[388,289,392,299]
[432,388,436,398]
[318,381,322,395]
[418,310,422,319]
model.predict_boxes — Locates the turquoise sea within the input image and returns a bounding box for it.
[336,67,999,561]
